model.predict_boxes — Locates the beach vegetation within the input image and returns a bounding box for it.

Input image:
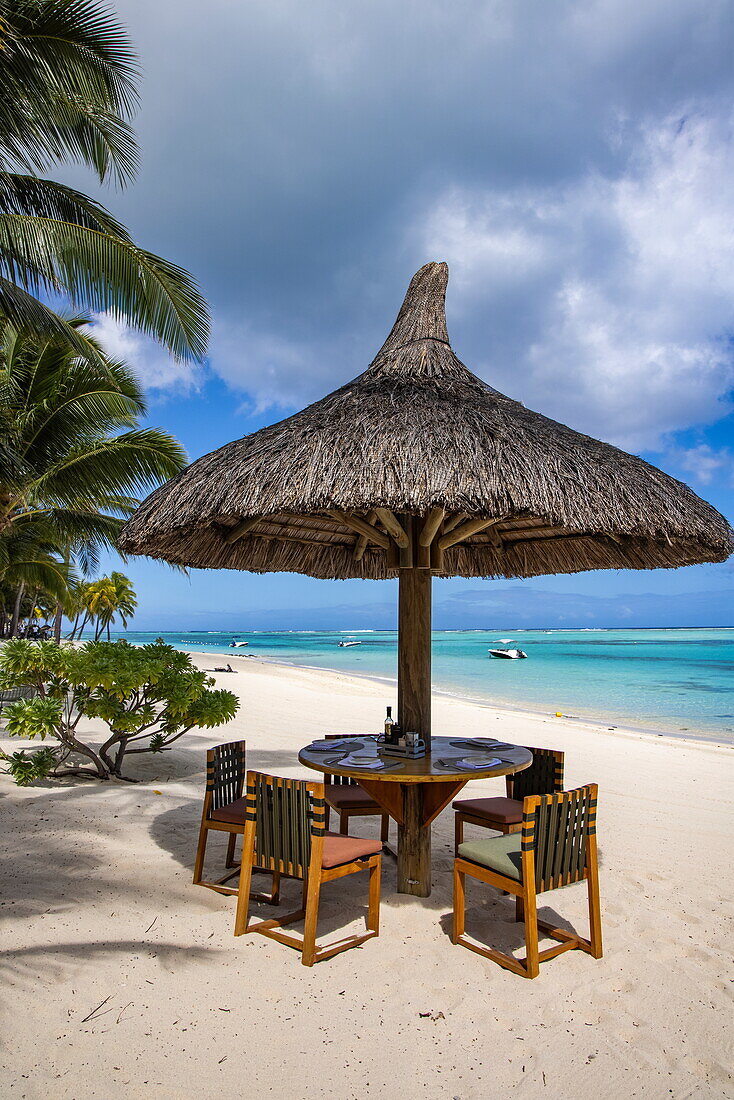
[70,571,137,640]
[0,0,209,361]
[0,638,239,782]
[0,322,185,635]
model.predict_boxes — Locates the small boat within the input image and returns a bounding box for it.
[338,640,362,648]
[229,640,249,648]
[488,648,527,659]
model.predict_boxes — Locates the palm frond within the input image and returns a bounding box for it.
[0,174,131,236]
[0,0,140,183]
[0,276,110,363]
[27,429,188,505]
[0,214,210,360]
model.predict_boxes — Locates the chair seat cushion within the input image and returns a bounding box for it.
[325,784,382,811]
[321,831,382,869]
[457,834,523,881]
[452,796,523,824]
[210,796,247,824]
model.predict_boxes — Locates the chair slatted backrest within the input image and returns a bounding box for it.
[522,785,597,892]
[245,773,325,878]
[325,734,361,787]
[507,747,564,801]
[206,740,246,811]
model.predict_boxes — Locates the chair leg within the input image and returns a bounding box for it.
[587,864,603,958]
[233,830,255,937]
[302,873,323,966]
[192,821,208,885]
[380,814,389,843]
[522,888,539,978]
[270,870,281,906]
[225,831,237,868]
[339,811,349,835]
[452,864,465,943]
[367,857,381,934]
[454,813,463,856]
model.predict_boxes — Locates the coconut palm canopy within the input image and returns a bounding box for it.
[120,262,733,579]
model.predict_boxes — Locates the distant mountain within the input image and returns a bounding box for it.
[129,584,733,631]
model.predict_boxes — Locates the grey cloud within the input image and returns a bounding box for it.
[64,1,734,448]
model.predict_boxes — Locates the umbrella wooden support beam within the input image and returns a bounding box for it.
[397,567,432,747]
[397,562,433,896]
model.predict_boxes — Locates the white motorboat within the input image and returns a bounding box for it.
[229,640,249,648]
[488,647,527,659]
[338,639,362,647]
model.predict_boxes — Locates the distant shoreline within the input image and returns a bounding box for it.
[182,645,733,750]
[74,626,734,745]
[103,625,734,633]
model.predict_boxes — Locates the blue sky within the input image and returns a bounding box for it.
[76,1,733,629]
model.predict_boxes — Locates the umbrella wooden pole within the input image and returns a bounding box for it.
[397,568,432,748]
[395,567,433,896]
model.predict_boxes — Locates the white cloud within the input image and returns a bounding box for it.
[419,108,734,450]
[88,313,203,395]
[675,444,734,486]
[209,317,357,415]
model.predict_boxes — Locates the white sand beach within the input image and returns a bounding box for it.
[1,653,733,1099]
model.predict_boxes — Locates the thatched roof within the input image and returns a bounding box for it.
[120,262,733,579]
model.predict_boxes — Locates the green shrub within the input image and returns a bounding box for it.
[0,638,238,782]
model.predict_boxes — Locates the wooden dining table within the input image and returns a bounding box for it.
[299,736,533,897]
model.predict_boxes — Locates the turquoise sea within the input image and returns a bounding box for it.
[113,628,734,743]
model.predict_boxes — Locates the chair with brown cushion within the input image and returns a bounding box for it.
[192,740,279,903]
[323,734,389,844]
[453,784,602,979]
[235,771,382,966]
[453,746,564,853]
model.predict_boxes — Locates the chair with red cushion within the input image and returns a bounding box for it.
[453,747,564,854]
[323,735,390,844]
[235,771,382,965]
[192,740,279,903]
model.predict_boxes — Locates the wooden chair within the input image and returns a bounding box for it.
[234,771,382,966]
[192,740,279,903]
[323,734,390,843]
[453,784,602,979]
[453,746,564,853]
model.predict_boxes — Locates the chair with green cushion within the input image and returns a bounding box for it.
[235,771,382,966]
[453,784,602,979]
[453,746,564,853]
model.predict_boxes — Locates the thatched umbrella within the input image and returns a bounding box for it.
[120,261,732,896]
[120,260,733,733]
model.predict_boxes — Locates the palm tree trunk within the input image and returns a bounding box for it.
[54,601,63,643]
[27,589,38,637]
[10,582,24,638]
[68,610,81,640]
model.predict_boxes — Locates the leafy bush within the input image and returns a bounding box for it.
[3,746,60,786]
[0,638,238,782]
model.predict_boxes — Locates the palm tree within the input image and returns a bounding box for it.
[0,322,187,557]
[0,526,75,636]
[79,569,136,639]
[0,323,186,632]
[107,570,136,634]
[0,0,209,361]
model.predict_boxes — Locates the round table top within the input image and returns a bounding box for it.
[298,735,533,784]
